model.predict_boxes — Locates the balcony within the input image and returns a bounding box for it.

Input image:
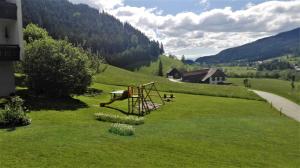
[0,1,17,20]
[0,45,20,61]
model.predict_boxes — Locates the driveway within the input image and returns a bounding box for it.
[252,90,300,122]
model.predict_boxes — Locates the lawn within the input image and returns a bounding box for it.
[228,78,300,104]
[95,65,262,101]
[0,83,299,167]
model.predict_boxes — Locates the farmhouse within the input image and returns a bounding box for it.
[166,68,183,79]
[0,0,23,97]
[182,68,226,84]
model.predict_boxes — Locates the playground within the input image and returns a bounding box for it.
[100,82,169,116]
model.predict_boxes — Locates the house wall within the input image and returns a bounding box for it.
[209,76,225,84]
[0,0,23,97]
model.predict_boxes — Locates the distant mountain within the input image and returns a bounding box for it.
[22,0,163,69]
[196,28,300,64]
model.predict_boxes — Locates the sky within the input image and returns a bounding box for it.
[69,0,300,59]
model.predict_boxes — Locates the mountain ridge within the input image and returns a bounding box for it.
[22,0,163,69]
[196,27,300,64]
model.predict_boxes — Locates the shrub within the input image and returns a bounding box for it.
[23,23,49,43]
[95,113,144,125]
[23,36,93,97]
[109,123,135,136]
[0,96,31,127]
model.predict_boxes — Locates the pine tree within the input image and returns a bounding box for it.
[158,59,163,76]
[181,55,185,63]
[160,42,165,54]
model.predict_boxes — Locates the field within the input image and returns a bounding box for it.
[137,55,199,76]
[95,65,261,101]
[1,66,300,167]
[1,82,299,167]
[229,78,300,104]
[223,66,257,77]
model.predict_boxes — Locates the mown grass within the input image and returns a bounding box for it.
[0,83,299,167]
[229,78,300,104]
[95,65,262,101]
[95,113,144,125]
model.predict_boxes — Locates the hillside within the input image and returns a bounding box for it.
[196,28,300,64]
[22,0,163,69]
[137,55,200,76]
[229,78,300,104]
[94,65,261,100]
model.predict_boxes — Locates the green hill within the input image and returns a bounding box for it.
[22,0,163,69]
[197,27,300,64]
[95,65,261,100]
[229,78,300,104]
[137,55,199,76]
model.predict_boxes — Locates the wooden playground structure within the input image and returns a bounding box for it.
[100,82,165,116]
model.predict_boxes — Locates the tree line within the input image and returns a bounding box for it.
[22,0,164,70]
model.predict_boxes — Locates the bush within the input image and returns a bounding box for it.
[23,23,49,43]
[0,96,31,127]
[23,35,93,97]
[95,113,144,125]
[109,123,135,136]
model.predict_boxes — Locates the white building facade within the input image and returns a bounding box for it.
[0,0,23,97]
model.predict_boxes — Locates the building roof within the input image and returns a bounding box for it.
[202,68,218,82]
[182,68,225,81]
[182,69,209,77]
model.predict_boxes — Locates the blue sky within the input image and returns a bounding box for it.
[69,0,300,59]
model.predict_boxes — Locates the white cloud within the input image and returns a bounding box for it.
[70,0,123,10]
[69,0,300,58]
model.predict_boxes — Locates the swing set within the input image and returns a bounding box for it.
[100,82,165,116]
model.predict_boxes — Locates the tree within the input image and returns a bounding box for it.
[291,75,296,90]
[181,55,185,63]
[22,0,163,69]
[158,59,163,76]
[23,25,93,97]
[160,42,165,54]
[23,23,49,43]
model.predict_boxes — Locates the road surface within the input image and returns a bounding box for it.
[252,90,300,122]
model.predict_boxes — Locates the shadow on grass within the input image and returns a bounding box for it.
[0,125,29,132]
[16,89,88,111]
[102,106,142,116]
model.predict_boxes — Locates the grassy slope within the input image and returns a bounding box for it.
[95,65,261,101]
[223,66,257,76]
[0,83,299,167]
[229,78,300,104]
[137,55,199,76]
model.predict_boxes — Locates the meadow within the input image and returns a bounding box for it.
[1,66,300,167]
[95,65,261,101]
[0,82,299,167]
[229,78,300,104]
[137,55,199,75]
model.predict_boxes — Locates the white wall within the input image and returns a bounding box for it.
[0,0,23,96]
[209,77,225,84]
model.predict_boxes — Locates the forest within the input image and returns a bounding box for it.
[22,0,164,70]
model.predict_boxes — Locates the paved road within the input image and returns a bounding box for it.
[252,90,300,122]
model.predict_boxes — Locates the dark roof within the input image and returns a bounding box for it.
[182,69,209,77]
[182,68,226,81]
[167,68,185,75]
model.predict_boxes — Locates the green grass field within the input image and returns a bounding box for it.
[137,55,199,76]
[0,83,299,167]
[95,65,261,101]
[229,78,300,104]
[1,66,300,167]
